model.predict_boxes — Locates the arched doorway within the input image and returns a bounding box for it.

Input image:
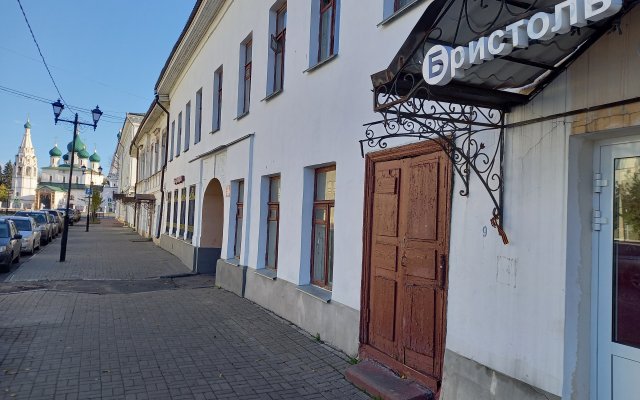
[197,178,224,274]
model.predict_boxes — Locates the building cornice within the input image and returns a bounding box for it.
[154,0,226,96]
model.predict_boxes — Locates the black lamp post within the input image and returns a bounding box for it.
[51,99,102,261]
[82,165,102,232]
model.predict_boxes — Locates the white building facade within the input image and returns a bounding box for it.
[131,101,167,240]
[113,114,143,226]
[141,0,640,399]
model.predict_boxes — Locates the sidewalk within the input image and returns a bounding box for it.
[8,218,191,282]
[0,218,370,399]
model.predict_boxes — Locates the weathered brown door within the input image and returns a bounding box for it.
[362,142,451,391]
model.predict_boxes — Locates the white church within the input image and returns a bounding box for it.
[11,119,106,211]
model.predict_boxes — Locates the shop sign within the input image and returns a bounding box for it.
[423,0,622,86]
[174,175,185,185]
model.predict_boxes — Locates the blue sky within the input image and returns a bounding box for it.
[0,0,194,172]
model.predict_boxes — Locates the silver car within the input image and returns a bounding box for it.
[15,211,52,245]
[7,216,41,255]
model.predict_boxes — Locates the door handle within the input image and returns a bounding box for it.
[440,254,447,287]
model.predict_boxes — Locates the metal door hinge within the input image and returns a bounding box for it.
[593,210,608,231]
[594,173,608,193]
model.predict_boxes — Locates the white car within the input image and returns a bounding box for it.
[7,216,41,255]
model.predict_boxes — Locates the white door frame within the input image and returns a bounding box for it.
[591,136,640,400]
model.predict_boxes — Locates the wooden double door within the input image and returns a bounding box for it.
[360,142,451,391]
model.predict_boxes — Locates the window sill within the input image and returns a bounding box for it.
[235,111,250,121]
[254,268,277,280]
[261,89,283,102]
[303,54,338,74]
[225,257,240,266]
[378,0,423,27]
[210,128,221,135]
[296,284,331,303]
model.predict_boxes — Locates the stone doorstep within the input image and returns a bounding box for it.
[346,360,434,400]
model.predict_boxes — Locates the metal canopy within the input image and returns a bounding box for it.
[363,0,637,243]
[371,0,635,110]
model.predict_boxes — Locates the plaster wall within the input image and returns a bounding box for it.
[161,0,429,317]
[445,9,640,398]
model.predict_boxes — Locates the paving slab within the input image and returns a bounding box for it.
[7,219,191,282]
[0,218,369,399]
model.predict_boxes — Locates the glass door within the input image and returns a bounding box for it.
[597,141,640,400]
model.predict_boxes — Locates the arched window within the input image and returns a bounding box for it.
[26,167,31,176]
[18,167,22,175]
[49,175,52,182]
[63,176,66,183]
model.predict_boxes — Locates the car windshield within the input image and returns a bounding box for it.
[18,213,46,224]
[11,220,31,231]
[0,224,9,238]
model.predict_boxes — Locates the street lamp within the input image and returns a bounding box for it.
[51,99,102,261]
[82,165,102,232]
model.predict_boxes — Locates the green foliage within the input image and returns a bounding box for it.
[348,356,359,365]
[314,333,322,342]
[0,161,12,188]
[90,190,103,222]
[0,184,8,203]
[616,171,640,235]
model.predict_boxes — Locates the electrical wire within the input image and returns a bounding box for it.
[0,85,125,122]
[15,0,74,117]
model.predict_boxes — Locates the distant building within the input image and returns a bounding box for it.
[11,119,38,209]
[36,135,105,211]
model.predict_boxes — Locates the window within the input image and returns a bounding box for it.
[234,180,244,259]
[187,185,196,241]
[49,175,52,182]
[176,112,182,157]
[172,189,178,235]
[213,67,223,131]
[170,121,175,161]
[195,89,202,144]
[154,141,159,172]
[265,176,280,269]
[311,166,335,289]
[184,102,191,152]
[166,192,171,234]
[161,130,167,167]
[179,188,186,237]
[318,0,337,62]
[269,4,287,94]
[239,38,252,116]
[394,0,415,11]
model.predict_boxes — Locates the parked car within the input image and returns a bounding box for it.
[43,210,64,234]
[56,208,72,226]
[0,219,22,272]
[6,216,40,255]
[15,211,52,245]
[46,212,59,237]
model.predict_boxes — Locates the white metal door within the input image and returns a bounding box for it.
[597,141,640,400]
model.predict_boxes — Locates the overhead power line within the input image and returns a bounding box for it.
[15,0,72,115]
[0,85,125,123]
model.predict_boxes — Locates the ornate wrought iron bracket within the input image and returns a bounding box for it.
[360,85,508,244]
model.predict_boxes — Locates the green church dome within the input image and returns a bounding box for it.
[62,154,69,161]
[89,151,101,162]
[78,147,90,159]
[24,119,31,129]
[49,145,62,157]
[67,136,85,152]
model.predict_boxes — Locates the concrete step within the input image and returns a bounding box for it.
[345,360,434,400]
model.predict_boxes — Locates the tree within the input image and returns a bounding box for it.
[0,184,8,204]
[616,170,640,239]
[90,190,103,222]
[0,161,13,188]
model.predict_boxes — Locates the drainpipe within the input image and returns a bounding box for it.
[156,95,170,239]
